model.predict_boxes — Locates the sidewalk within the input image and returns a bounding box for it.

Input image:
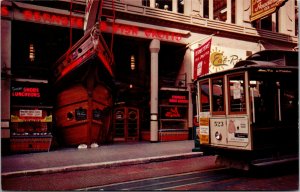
[1,140,202,177]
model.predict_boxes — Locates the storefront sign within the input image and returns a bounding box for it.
[1,5,83,29]
[100,22,184,42]
[20,109,42,117]
[169,95,188,104]
[194,38,212,79]
[11,87,41,98]
[161,106,188,119]
[250,0,288,22]
[165,107,181,118]
[209,46,246,73]
[22,10,83,28]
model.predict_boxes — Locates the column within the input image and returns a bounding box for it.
[209,0,213,20]
[226,0,231,23]
[235,0,243,25]
[172,0,178,13]
[199,0,204,17]
[150,0,155,8]
[1,19,12,154]
[149,39,160,142]
[184,0,192,15]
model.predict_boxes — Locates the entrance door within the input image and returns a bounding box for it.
[113,107,139,142]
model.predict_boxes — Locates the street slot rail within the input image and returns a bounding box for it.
[78,168,236,191]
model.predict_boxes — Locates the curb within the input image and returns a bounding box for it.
[2,152,203,178]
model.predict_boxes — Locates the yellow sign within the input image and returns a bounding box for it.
[250,0,288,22]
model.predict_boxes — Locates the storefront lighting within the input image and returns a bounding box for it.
[130,55,135,70]
[29,43,35,62]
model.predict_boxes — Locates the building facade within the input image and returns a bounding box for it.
[1,0,298,152]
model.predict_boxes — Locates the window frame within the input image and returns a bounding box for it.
[227,72,247,115]
[211,76,225,115]
[198,80,210,113]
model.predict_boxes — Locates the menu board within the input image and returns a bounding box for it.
[75,108,87,121]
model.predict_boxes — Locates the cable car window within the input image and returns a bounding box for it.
[199,80,210,112]
[228,74,246,113]
[249,70,298,127]
[212,77,224,113]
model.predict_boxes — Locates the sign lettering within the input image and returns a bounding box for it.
[250,0,288,22]
[168,95,188,104]
[194,38,212,79]
[100,22,183,42]
[11,87,41,98]
[22,10,83,28]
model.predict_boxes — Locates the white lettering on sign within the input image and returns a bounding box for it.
[19,110,42,117]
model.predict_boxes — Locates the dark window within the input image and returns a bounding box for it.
[228,73,246,113]
[199,80,210,112]
[212,77,225,113]
[260,15,273,31]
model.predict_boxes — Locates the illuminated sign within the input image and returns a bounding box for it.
[161,106,188,119]
[1,6,83,29]
[165,107,181,118]
[169,95,188,104]
[1,6,9,17]
[11,87,41,98]
[22,10,83,28]
[250,0,288,22]
[100,22,184,42]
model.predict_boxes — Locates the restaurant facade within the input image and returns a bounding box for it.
[1,0,298,153]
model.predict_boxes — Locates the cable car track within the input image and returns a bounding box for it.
[79,167,237,191]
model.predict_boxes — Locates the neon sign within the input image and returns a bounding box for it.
[100,22,183,42]
[1,6,9,17]
[22,10,83,28]
[11,87,41,98]
[169,95,188,104]
[165,107,181,118]
[1,6,83,28]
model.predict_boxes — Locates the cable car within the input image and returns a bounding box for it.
[195,50,298,170]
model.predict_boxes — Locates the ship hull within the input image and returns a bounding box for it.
[55,82,113,146]
[52,25,114,147]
